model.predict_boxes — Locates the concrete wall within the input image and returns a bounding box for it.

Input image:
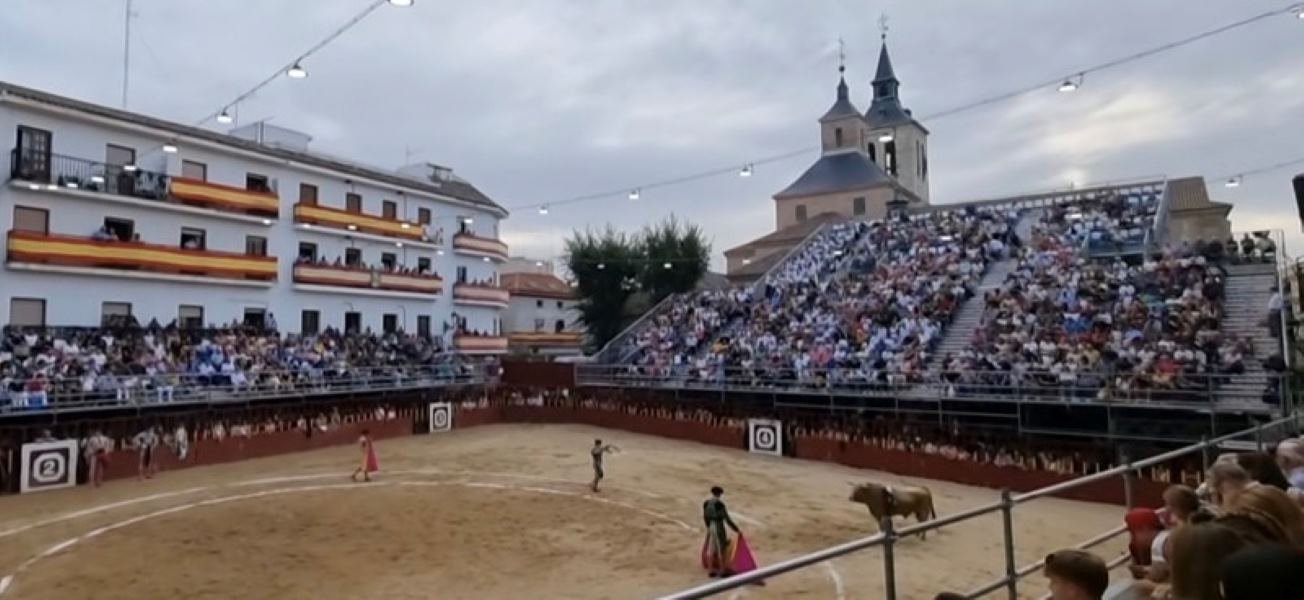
[775,186,894,230]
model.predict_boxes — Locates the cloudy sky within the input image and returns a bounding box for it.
[2,0,1302,269]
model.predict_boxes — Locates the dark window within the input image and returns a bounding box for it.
[344,311,362,334]
[299,183,318,205]
[178,305,204,329]
[301,310,320,334]
[15,125,53,182]
[298,242,318,262]
[556,301,563,309]
[417,315,431,337]
[456,266,467,283]
[834,128,843,147]
[345,248,362,267]
[243,308,265,329]
[458,219,470,234]
[180,227,206,250]
[345,192,362,213]
[554,319,565,333]
[536,299,543,308]
[922,144,928,179]
[245,236,267,256]
[13,206,49,234]
[867,143,876,164]
[9,298,46,327]
[382,200,397,219]
[181,160,207,181]
[886,141,897,176]
[795,205,807,222]
[381,252,396,270]
[382,313,398,334]
[105,144,136,167]
[246,173,270,193]
[534,318,545,332]
[101,302,132,327]
[104,217,134,242]
[853,197,866,216]
[418,208,431,225]
[417,257,431,273]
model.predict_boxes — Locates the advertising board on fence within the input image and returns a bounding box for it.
[429,402,453,433]
[747,419,782,456]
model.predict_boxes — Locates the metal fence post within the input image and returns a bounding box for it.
[1199,435,1210,474]
[881,517,898,600]
[1255,422,1265,452]
[1000,489,1018,600]
[1122,456,1135,509]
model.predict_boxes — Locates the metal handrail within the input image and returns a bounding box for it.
[657,412,1302,599]
[575,365,1281,412]
[0,364,481,416]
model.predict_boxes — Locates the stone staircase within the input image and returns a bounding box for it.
[926,258,1013,369]
[1217,262,1281,407]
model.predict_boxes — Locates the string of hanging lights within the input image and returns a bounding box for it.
[1219,154,1304,188]
[515,2,1303,214]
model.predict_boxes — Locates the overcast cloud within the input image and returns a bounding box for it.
[2,0,1302,270]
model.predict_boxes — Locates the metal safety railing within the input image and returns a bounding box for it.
[0,364,483,416]
[576,365,1285,414]
[657,412,1303,600]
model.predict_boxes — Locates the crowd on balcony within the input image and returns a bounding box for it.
[0,324,457,409]
[294,253,437,277]
[941,197,1254,402]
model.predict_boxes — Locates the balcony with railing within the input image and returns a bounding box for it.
[453,332,508,354]
[9,148,279,219]
[7,229,278,283]
[507,331,584,347]
[293,203,425,242]
[452,232,509,262]
[293,261,442,296]
[452,282,510,307]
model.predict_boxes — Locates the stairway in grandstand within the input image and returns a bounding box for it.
[924,209,1036,371]
[1217,262,1281,408]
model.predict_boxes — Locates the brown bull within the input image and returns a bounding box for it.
[849,482,938,539]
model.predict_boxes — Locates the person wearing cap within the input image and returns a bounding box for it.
[1124,508,1165,581]
[1043,549,1108,600]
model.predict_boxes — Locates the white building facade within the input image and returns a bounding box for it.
[0,81,510,354]
[499,271,583,357]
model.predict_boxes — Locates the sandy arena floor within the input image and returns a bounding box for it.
[0,424,1128,599]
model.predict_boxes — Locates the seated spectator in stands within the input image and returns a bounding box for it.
[1162,484,1210,528]
[1276,439,1304,496]
[1043,549,1108,600]
[1167,522,1249,600]
[1219,544,1304,600]
[1224,484,1304,547]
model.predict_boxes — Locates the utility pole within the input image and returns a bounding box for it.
[121,0,133,108]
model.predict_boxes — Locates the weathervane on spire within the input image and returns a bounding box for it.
[837,37,846,74]
[878,13,889,41]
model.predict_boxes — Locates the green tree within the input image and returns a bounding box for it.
[565,226,640,351]
[638,216,710,304]
[564,216,712,352]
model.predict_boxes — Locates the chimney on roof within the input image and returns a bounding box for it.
[398,162,454,184]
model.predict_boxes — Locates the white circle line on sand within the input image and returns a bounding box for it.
[0,487,211,540]
[823,561,846,600]
[0,478,701,597]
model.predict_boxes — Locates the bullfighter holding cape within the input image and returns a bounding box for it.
[699,486,760,580]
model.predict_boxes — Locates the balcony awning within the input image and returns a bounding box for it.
[294,204,424,240]
[452,233,509,261]
[7,230,277,280]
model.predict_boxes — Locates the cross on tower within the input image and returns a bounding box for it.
[878,13,889,41]
[837,37,846,74]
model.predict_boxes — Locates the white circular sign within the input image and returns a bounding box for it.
[753,426,777,451]
[31,452,67,484]
[432,408,450,429]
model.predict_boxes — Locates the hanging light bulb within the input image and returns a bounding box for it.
[217,108,234,124]
[739,164,753,178]
[287,61,308,79]
[663,262,672,270]
[628,188,641,201]
[1058,74,1083,93]
[387,0,414,6]
[1294,5,1304,19]
[877,132,894,143]
[538,205,549,215]
[535,260,544,267]
[1224,176,1242,188]
[597,263,606,270]
[162,142,178,154]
